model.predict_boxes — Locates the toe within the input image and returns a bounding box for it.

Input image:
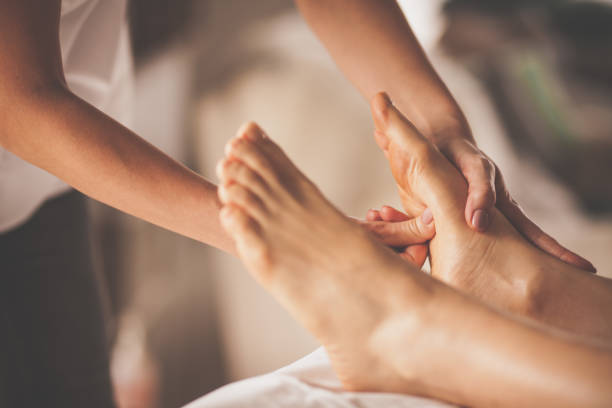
[218,183,267,220]
[219,204,273,278]
[217,158,272,200]
[220,204,267,252]
[225,137,281,187]
[237,122,301,177]
[219,204,259,240]
[226,125,317,205]
[237,121,266,142]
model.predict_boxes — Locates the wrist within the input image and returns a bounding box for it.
[392,94,473,146]
[427,113,475,147]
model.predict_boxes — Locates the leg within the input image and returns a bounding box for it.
[370,93,612,342]
[0,191,116,408]
[216,123,612,406]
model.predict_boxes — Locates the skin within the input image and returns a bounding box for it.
[295,0,595,272]
[0,0,591,271]
[216,117,612,408]
[368,93,612,343]
[2,2,605,405]
[0,0,422,258]
[355,208,434,267]
[0,0,235,254]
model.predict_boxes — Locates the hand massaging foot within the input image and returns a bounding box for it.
[370,93,612,340]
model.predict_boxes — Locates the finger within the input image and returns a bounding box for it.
[380,205,410,222]
[374,130,390,154]
[363,215,435,247]
[439,139,497,232]
[498,192,596,273]
[381,206,433,229]
[398,244,429,268]
[370,93,429,151]
[464,172,496,233]
[462,155,496,232]
[366,209,383,222]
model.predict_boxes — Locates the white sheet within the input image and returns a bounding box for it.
[184,347,455,408]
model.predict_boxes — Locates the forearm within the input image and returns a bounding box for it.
[296,0,470,141]
[1,85,235,254]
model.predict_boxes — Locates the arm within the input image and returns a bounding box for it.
[0,0,234,254]
[295,0,463,140]
[295,0,595,271]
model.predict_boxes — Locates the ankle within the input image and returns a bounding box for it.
[503,248,552,318]
[367,282,469,400]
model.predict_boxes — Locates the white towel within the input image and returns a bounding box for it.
[184,348,455,408]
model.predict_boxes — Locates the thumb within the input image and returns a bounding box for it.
[363,210,435,246]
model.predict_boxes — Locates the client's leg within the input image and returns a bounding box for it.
[371,93,612,342]
[216,123,612,407]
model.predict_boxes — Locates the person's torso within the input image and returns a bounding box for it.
[0,0,133,232]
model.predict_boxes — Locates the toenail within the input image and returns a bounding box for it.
[421,208,433,225]
[472,209,490,232]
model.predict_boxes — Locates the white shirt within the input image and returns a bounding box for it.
[0,0,133,232]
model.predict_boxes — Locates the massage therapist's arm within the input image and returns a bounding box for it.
[0,0,235,254]
[295,0,595,271]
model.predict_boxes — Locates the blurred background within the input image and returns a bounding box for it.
[90,0,612,407]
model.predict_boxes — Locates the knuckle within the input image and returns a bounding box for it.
[470,185,494,202]
[479,157,494,173]
[367,222,386,236]
[401,220,421,240]
[481,188,496,205]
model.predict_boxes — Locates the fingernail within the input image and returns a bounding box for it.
[421,208,434,225]
[472,209,489,232]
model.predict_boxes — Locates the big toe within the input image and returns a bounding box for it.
[225,127,278,185]
[237,121,267,142]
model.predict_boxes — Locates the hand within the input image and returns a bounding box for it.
[357,206,435,269]
[431,135,596,273]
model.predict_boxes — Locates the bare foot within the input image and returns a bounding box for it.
[216,122,437,392]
